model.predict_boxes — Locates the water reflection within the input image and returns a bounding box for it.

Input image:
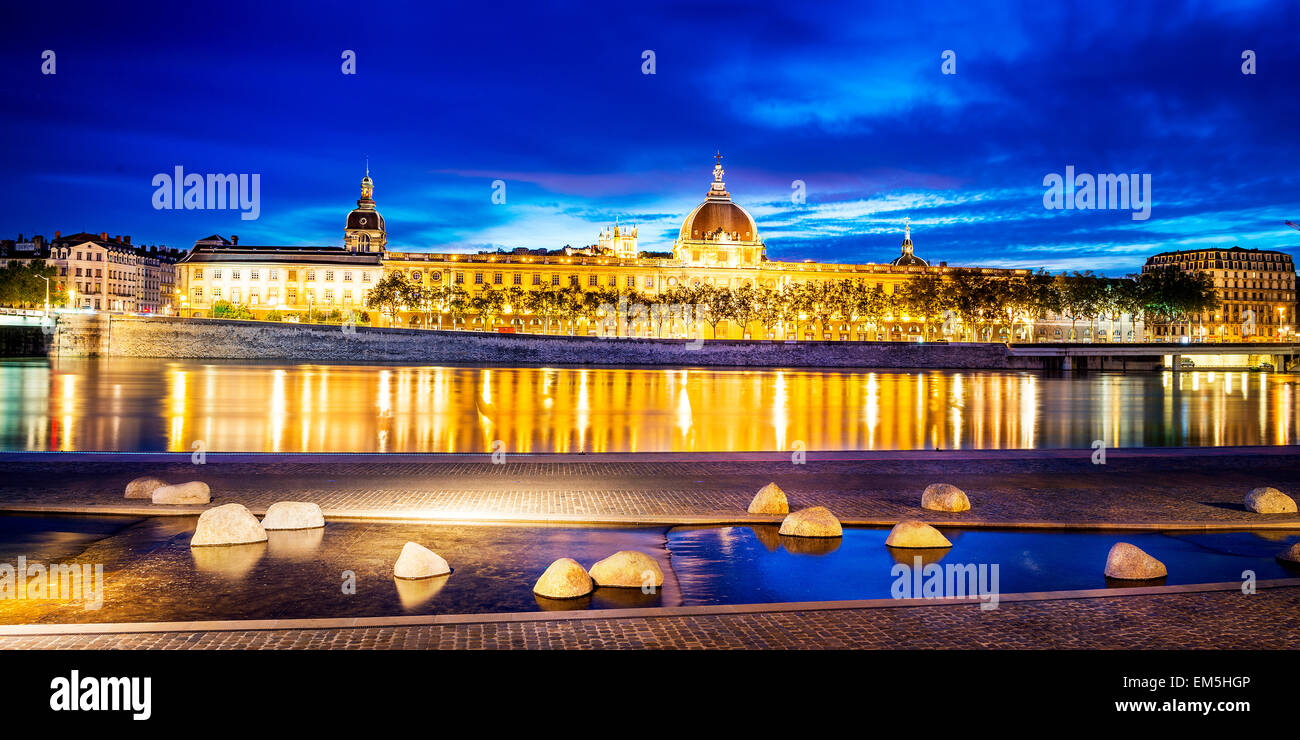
[1,358,1298,453]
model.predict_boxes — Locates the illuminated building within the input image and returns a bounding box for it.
[1143,247,1296,342]
[174,159,1148,341]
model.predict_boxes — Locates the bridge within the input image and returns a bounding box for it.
[1008,342,1300,372]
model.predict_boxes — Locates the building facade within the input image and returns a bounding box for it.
[1143,247,1296,342]
[45,232,182,314]
[171,161,1154,342]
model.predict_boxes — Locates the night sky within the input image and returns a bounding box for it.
[3,0,1298,274]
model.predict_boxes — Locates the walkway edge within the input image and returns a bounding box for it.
[3,502,1299,530]
[3,578,1296,638]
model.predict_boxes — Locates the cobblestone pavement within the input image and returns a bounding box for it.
[1,450,1299,525]
[4,586,1297,649]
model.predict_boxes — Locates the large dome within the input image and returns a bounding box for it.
[679,200,758,242]
[678,158,759,243]
[346,209,384,231]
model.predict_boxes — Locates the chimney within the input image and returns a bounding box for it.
[231,235,239,245]
[100,232,108,241]
[124,235,131,245]
[54,230,61,239]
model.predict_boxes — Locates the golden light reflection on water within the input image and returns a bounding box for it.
[2,359,1299,453]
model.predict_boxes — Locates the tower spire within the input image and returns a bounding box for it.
[707,151,729,199]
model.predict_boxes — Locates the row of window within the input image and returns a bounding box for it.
[191,287,366,306]
[191,268,374,283]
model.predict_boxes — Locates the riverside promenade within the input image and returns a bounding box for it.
[1,447,1298,650]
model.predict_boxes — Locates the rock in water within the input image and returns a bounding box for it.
[393,542,451,579]
[190,503,268,546]
[778,506,843,538]
[885,519,952,548]
[533,557,594,598]
[1276,543,1300,564]
[1103,542,1167,579]
[125,476,168,500]
[921,483,970,512]
[748,482,790,515]
[261,501,325,530]
[152,481,211,505]
[588,550,664,588]
[1245,487,1297,514]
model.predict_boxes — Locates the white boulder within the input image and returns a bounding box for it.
[921,483,971,512]
[588,550,664,588]
[1103,542,1167,580]
[261,501,325,530]
[393,542,451,579]
[885,519,952,548]
[1276,543,1300,564]
[1245,487,1297,514]
[533,557,594,599]
[125,476,168,500]
[152,481,210,505]
[190,503,267,546]
[748,482,790,515]
[778,506,843,538]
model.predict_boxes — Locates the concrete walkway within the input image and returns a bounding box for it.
[3,581,1297,650]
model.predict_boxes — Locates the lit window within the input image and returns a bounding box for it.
[325,271,334,281]
[306,270,316,281]
[344,271,353,282]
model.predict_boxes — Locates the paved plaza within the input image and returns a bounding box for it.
[2,447,1298,650]
[1,448,1298,527]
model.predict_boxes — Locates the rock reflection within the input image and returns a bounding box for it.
[266,528,325,561]
[887,547,950,567]
[591,587,662,609]
[751,525,782,552]
[780,535,842,556]
[394,574,451,610]
[190,542,267,579]
[1104,576,1168,589]
[534,594,592,611]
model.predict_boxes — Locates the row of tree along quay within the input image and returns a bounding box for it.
[361,265,1218,342]
[0,259,1218,342]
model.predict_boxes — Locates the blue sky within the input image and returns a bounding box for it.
[3,0,1298,274]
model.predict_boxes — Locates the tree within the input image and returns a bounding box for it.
[470,288,507,330]
[366,271,415,325]
[724,283,760,338]
[899,274,948,341]
[0,260,62,309]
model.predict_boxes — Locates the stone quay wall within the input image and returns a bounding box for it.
[47,315,1060,369]
[0,324,53,357]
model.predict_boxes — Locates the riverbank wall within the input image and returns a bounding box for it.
[38,314,1175,370]
[0,323,53,357]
